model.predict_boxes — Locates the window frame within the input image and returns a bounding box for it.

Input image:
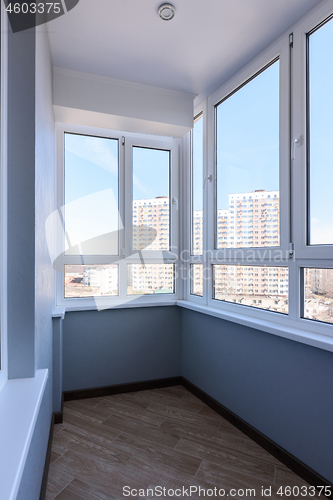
[0,2,8,392]
[186,100,208,304]
[300,261,333,326]
[292,5,333,261]
[185,17,333,345]
[206,36,291,315]
[208,37,290,263]
[55,123,180,309]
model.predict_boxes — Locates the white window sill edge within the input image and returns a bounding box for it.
[0,369,49,500]
[52,299,178,318]
[177,300,333,353]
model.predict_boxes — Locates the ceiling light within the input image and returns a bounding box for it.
[158,3,175,21]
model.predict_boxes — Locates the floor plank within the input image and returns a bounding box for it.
[45,465,74,499]
[97,399,166,427]
[102,414,181,448]
[146,401,221,428]
[134,391,204,414]
[62,412,121,446]
[111,432,202,476]
[175,437,275,482]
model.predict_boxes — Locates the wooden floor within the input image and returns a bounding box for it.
[46,386,321,500]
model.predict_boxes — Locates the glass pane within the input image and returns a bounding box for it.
[65,265,118,298]
[213,265,288,314]
[132,147,170,251]
[191,115,203,255]
[308,19,333,244]
[64,134,119,255]
[303,268,333,324]
[190,264,203,296]
[127,264,174,295]
[216,61,280,249]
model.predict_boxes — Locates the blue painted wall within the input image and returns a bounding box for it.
[53,317,63,413]
[7,26,36,379]
[181,308,333,483]
[62,306,182,391]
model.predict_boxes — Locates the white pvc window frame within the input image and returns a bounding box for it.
[292,2,333,261]
[55,123,180,309]
[208,36,290,263]
[0,2,8,391]
[185,8,333,344]
[185,100,208,305]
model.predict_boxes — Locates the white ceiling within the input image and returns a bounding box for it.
[48,0,323,106]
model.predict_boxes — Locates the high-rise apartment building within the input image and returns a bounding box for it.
[193,190,285,304]
[215,190,280,249]
[132,196,169,251]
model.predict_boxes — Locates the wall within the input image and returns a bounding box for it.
[7,26,36,379]
[62,306,182,391]
[53,67,195,138]
[13,24,56,500]
[181,308,333,483]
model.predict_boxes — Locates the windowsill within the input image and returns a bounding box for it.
[52,298,178,317]
[0,369,48,500]
[177,300,333,353]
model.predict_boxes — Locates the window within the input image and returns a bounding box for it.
[64,133,119,256]
[65,265,118,298]
[190,264,203,297]
[303,268,333,325]
[185,7,333,346]
[216,61,280,249]
[132,147,170,251]
[56,125,179,308]
[213,265,289,314]
[206,44,289,316]
[128,264,175,295]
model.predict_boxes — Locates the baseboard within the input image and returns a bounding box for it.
[181,377,332,493]
[39,414,54,500]
[64,376,182,402]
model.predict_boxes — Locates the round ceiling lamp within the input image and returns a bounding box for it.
[158,3,176,21]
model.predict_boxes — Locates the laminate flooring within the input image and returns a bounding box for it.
[46,386,322,500]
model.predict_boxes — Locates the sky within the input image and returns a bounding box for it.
[65,135,170,207]
[64,134,119,251]
[309,17,333,245]
[192,62,280,213]
[64,135,170,251]
[132,147,169,201]
[216,60,280,210]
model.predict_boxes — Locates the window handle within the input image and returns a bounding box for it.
[291,137,300,160]
[203,174,212,190]
[172,198,178,211]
